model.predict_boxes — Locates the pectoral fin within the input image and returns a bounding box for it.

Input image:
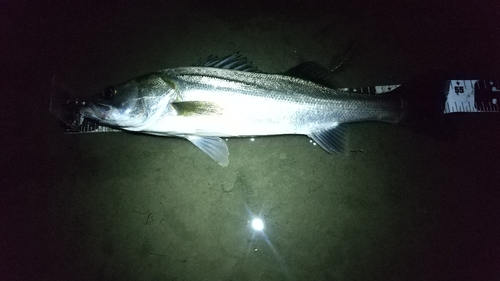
[183,135,229,166]
[172,101,223,116]
[308,124,348,154]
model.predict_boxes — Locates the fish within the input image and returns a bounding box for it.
[78,54,446,166]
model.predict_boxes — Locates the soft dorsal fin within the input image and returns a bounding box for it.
[283,61,336,88]
[193,53,260,72]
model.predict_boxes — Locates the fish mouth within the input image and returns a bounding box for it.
[92,103,111,112]
[79,102,111,120]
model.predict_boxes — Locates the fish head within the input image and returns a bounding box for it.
[79,74,175,128]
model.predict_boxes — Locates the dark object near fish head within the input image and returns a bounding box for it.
[49,76,81,130]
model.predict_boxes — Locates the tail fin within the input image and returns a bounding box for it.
[395,70,457,140]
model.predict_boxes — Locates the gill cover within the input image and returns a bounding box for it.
[80,74,174,128]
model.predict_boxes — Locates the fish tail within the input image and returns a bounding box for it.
[395,70,457,140]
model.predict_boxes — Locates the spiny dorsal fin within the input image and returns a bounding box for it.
[193,53,260,72]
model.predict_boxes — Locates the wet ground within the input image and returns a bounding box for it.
[2,1,500,280]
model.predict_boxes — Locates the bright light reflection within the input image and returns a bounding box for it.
[243,204,291,279]
[251,218,264,231]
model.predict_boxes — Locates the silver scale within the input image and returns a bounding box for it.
[50,78,500,134]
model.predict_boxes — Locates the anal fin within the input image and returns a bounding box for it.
[308,124,348,154]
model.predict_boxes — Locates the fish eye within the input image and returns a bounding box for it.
[101,87,116,99]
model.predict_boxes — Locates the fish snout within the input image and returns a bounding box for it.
[79,102,111,120]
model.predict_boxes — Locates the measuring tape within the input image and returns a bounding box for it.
[339,79,500,114]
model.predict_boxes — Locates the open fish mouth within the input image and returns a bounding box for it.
[91,103,111,112]
[80,102,111,120]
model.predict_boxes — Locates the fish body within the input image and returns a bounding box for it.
[79,57,406,166]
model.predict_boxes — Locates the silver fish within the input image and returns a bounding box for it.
[79,55,408,166]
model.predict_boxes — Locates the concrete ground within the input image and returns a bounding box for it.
[2,1,500,280]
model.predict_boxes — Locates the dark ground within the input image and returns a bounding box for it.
[2,1,500,280]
